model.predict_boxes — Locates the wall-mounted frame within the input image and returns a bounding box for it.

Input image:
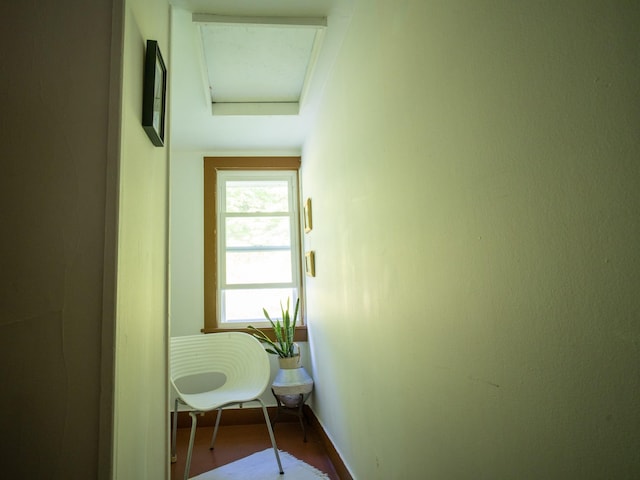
[303,198,313,233]
[142,40,167,147]
[305,251,315,277]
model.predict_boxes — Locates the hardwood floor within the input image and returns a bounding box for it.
[170,411,340,479]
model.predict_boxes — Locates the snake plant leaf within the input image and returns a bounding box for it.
[248,297,301,358]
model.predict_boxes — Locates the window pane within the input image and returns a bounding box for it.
[226,217,290,247]
[223,288,298,323]
[226,180,289,213]
[226,250,292,284]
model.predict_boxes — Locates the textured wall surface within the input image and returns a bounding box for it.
[0,1,116,478]
[112,0,170,478]
[302,1,640,478]
[0,1,171,478]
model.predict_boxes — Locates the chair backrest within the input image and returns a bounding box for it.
[170,332,271,396]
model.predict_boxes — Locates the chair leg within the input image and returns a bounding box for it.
[184,411,198,480]
[259,399,284,474]
[209,408,222,450]
[171,398,178,463]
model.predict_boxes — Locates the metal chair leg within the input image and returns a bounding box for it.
[209,408,222,450]
[184,411,198,480]
[171,398,178,462]
[259,399,284,474]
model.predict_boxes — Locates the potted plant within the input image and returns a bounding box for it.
[247,297,301,366]
[248,298,313,420]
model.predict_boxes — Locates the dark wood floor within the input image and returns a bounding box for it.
[170,414,340,479]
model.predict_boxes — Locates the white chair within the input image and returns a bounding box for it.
[170,332,284,480]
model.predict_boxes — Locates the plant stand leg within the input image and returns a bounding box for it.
[270,389,281,428]
[296,394,307,442]
[271,389,308,442]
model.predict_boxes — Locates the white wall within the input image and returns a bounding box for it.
[112,0,170,478]
[170,150,205,338]
[302,1,640,479]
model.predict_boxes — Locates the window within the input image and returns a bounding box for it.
[218,170,300,323]
[203,157,307,339]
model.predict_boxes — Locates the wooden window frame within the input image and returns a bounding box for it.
[203,156,307,341]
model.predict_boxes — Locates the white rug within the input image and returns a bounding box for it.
[191,449,330,479]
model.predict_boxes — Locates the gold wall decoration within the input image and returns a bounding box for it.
[305,251,315,277]
[304,198,313,233]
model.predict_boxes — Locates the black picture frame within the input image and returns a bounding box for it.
[142,40,167,147]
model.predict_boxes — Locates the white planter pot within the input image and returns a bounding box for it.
[272,355,314,399]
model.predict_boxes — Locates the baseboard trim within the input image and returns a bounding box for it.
[304,407,353,480]
[171,405,352,479]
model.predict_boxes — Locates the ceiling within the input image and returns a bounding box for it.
[169,0,354,153]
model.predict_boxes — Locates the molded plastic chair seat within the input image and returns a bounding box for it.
[170,332,283,479]
[177,384,260,412]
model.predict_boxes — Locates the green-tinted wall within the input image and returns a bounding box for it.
[113,0,170,478]
[302,2,640,478]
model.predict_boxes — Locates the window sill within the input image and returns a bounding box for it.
[201,325,308,342]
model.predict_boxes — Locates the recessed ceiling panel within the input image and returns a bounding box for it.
[194,15,327,115]
[201,24,317,103]
[171,5,355,151]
